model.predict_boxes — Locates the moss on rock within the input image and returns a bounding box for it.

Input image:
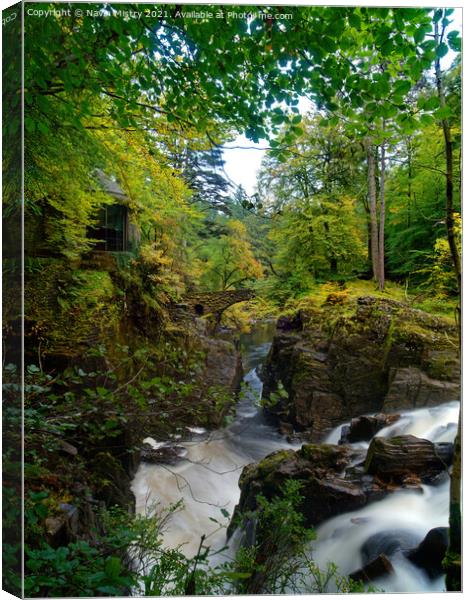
[261,295,460,436]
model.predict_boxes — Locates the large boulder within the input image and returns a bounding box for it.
[197,335,243,426]
[261,296,459,436]
[230,433,445,542]
[229,444,368,536]
[349,554,395,583]
[364,435,453,483]
[361,530,421,564]
[201,336,243,395]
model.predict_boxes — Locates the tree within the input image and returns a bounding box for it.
[24,6,442,142]
[182,146,233,214]
[384,118,460,287]
[305,9,441,289]
[200,220,263,291]
[365,140,380,284]
[431,12,462,592]
[257,117,367,290]
[270,194,366,290]
[433,10,461,297]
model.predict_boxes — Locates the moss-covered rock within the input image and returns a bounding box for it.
[261,296,460,436]
[230,433,453,557]
[229,443,367,538]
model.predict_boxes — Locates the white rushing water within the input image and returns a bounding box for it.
[317,400,459,592]
[131,324,298,559]
[131,325,459,592]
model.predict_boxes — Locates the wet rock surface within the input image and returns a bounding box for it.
[361,529,421,564]
[230,433,448,542]
[140,443,187,465]
[350,553,395,583]
[339,413,400,444]
[229,444,367,537]
[261,296,460,437]
[364,435,453,483]
[406,527,449,578]
[383,367,459,412]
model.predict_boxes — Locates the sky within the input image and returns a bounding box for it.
[222,7,462,196]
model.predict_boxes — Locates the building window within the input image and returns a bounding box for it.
[89,204,128,251]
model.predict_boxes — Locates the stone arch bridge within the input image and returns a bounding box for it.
[174,289,256,318]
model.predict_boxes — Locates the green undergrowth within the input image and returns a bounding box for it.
[2,331,238,594]
[230,480,375,594]
[19,477,373,597]
[277,278,458,322]
[24,260,119,359]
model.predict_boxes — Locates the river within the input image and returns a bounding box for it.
[131,322,459,593]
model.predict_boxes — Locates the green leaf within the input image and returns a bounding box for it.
[447,30,460,40]
[97,585,120,594]
[25,117,36,134]
[435,43,449,58]
[413,27,427,44]
[423,96,440,111]
[223,571,252,580]
[104,556,121,579]
[410,60,423,80]
[382,104,398,119]
[421,39,437,51]
[447,35,461,52]
[434,105,452,120]
[393,80,412,97]
[380,39,394,56]
[419,113,435,126]
[321,36,336,53]
[37,121,49,134]
[348,12,361,29]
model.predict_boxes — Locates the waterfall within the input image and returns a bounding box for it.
[130,324,459,592]
[314,402,459,592]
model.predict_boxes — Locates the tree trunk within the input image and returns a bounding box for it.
[406,138,413,229]
[378,142,386,291]
[434,20,461,297]
[434,14,461,592]
[366,140,379,282]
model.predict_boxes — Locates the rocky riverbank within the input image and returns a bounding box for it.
[261,296,460,438]
[24,266,244,551]
[229,427,454,585]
